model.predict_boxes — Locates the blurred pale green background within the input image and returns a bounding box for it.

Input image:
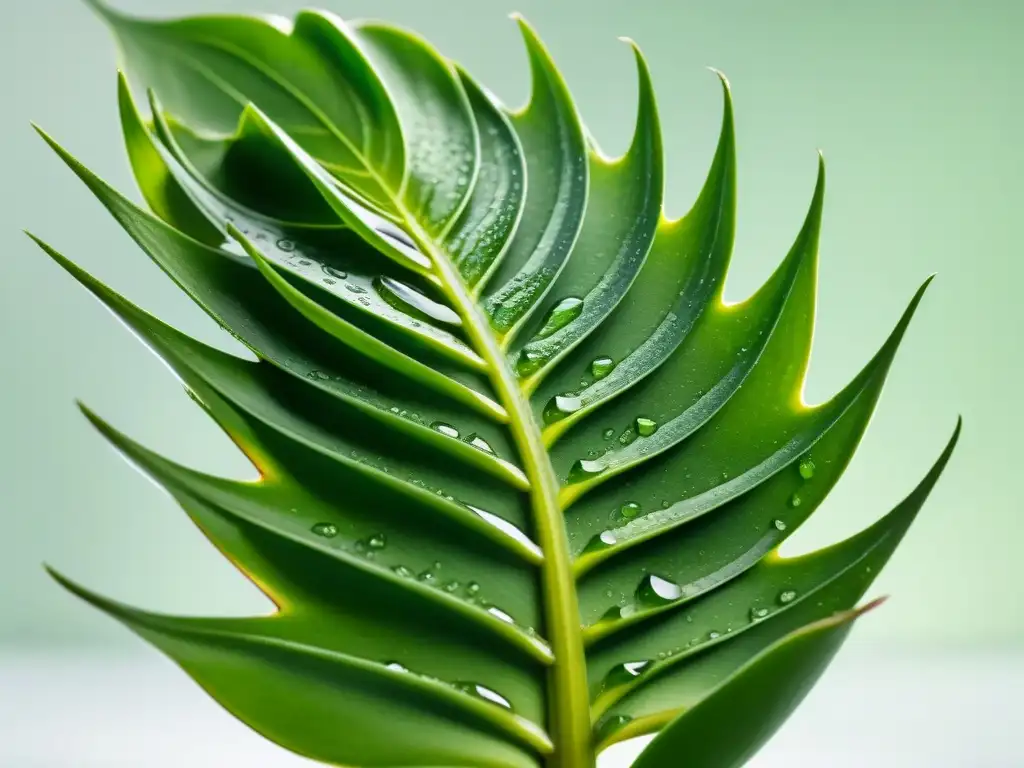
[1,0,1020,656]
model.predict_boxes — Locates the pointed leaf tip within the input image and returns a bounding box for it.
[706,66,730,87]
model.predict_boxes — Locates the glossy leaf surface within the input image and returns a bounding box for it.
[35,4,957,767]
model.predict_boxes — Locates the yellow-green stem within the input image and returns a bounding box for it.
[415,221,593,768]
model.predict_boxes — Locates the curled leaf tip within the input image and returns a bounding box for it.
[706,66,731,87]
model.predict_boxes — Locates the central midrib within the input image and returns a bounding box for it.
[411,212,593,768]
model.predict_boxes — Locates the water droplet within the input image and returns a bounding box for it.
[799,457,816,479]
[367,533,387,549]
[306,370,330,381]
[377,224,419,250]
[639,574,683,605]
[375,276,461,326]
[789,493,802,508]
[595,714,633,743]
[418,570,436,584]
[392,565,413,578]
[750,606,770,621]
[602,428,615,440]
[556,394,582,413]
[431,421,460,439]
[467,506,540,556]
[603,660,652,690]
[708,630,721,640]
[465,434,495,454]
[591,356,615,379]
[455,682,513,710]
[567,458,605,484]
[535,297,583,339]
[635,417,657,437]
[321,264,347,280]
[385,661,408,673]
[466,581,481,596]
[620,501,641,519]
[487,606,515,624]
[443,580,461,593]
[276,238,295,252]
[345,283,368,295]
[311,522,338,538]
[515,349,545,377]
[774,519,787,531]
[778,589,798,605]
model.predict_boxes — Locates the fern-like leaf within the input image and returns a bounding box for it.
[32,3,958,767]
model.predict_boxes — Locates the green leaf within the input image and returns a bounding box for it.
[34,4,957,768]
[626,600,881,768]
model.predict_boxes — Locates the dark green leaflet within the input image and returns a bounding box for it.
[534,74,735,446]
[35,5,957,768]
[482,19,589,340]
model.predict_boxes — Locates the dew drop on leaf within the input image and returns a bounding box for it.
[799,456,816,479]
[535,296,583,339]
[465,433,495,454]
[567,458,605,484]
[778,589,798,604]
[789,492,802,508]
[640,574,683,605]
[595,715,633,743]
[773,519,787,531]
[276,238,295,252]
[367,533,387,550]
[321,264,347,280]
[374,275,461,326]
[310,522,338,538]
[455,682,513,710]
[635,417,657,437]
[620,501,641,519]
[430,421,460,439]
[750,606,770,621]
[590,356,615,379]
[487,606,515,624]
[602,428,615,440]
[515,349,545,377]
[465,581,481,596]
[603,660,652,690]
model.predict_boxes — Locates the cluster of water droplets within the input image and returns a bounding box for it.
[593,453,822,646]
[310,522,388,558]
[566,414,662,485]
[312,517,537,637]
